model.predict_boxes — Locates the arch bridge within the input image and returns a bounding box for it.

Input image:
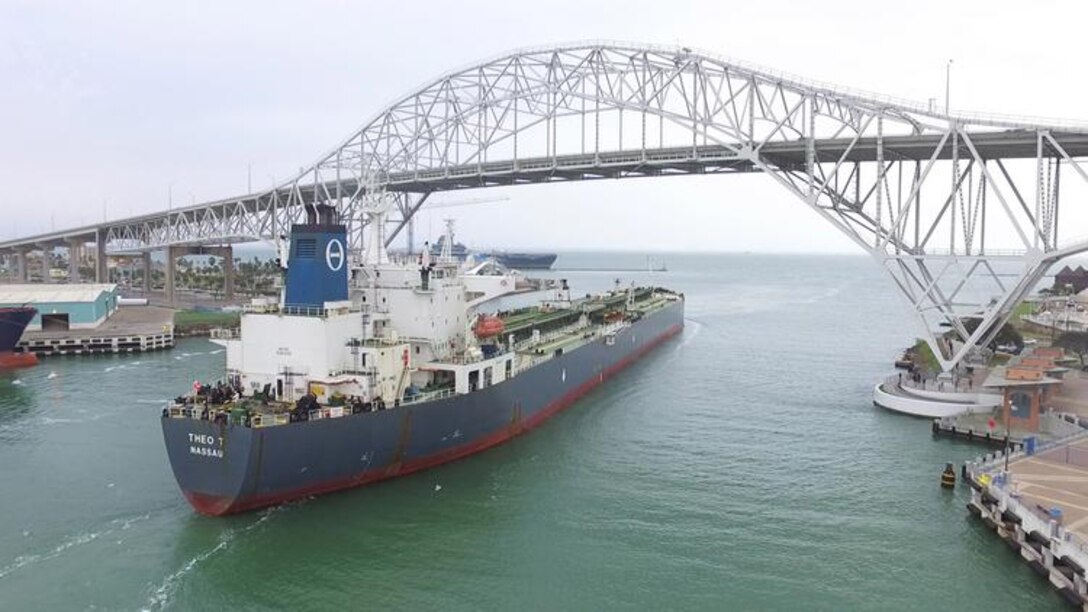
[5,42,1088,372]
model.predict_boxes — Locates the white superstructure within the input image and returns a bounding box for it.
[215,213,521,409]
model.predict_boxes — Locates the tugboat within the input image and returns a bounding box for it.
[0,306,38,368]
[161,202,684,515]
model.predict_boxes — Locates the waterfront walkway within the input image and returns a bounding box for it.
[1009,437,1088,541]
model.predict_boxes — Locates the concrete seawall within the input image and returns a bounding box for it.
[873,382,991,418]
[966,434,1088,607]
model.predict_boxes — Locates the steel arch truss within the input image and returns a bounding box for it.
[35,43,1088,371]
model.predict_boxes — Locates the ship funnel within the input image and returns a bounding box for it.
[284,221,349,310]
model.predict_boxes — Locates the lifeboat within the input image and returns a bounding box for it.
[603,310,625,323]
[474,315,504,338]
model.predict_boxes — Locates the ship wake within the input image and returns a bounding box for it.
[0,513,151,581]
[141,507,279,611]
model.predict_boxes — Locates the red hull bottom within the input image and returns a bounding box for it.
[185,323,684,516]
[0,352,38,369]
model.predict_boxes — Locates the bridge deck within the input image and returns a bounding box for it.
[4,129,1088,252]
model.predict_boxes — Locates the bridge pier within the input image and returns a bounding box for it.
[213,246,234,299]
[39,246,53,284]
[67,239,82,283]
[14,248,29,283]
[141,252,151,292]
[94,230,107,284]
[164,246,182,306]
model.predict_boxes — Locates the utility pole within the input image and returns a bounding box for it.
[945,59,953,114]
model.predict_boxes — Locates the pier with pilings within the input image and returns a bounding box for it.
[965,432,1088,607]
[14,305,175,356]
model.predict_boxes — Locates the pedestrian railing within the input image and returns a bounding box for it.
[401,387,456,405]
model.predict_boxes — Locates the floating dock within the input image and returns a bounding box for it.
[931,419,1015,448]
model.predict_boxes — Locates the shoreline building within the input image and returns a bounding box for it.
[1054,265,1088,294]
[0,284,120,331]
[983,347,1068,433]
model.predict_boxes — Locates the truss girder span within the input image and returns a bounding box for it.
[10,42,1088,371]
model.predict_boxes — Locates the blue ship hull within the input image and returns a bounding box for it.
[162,300,684,515]
[0,307,35,353]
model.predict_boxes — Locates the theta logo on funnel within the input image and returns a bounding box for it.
[325,238,345,271]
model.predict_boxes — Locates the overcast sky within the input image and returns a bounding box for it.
[1,0,1083,253]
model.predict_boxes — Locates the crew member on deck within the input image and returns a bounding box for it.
[420,241,433,290]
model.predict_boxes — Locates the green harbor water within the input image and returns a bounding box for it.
[0,253,1065,610]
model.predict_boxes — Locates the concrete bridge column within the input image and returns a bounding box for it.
[165,246,183,306]
[67,240,82,283]
[222,246,234,299]
[141,252,151,292]
[39,247,53,284]
[94,230,107,283]
[14,249,28,283]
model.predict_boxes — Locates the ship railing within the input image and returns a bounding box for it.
[514,323,605,355]
[401,387,456,405]
[242,303,279,314]
[251,413,290,428]
[513,327,574,352]
[250,305,363,318]
[513,352,556,375]
[326,367,378,378]
[439,350,506,366]
[308,406,351,421]
[281,306,331,317]
[166,403,246,423]
[166,405,199,419]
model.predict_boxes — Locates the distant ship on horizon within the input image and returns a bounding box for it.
[430,235,557,270]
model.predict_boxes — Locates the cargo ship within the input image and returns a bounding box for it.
[161,205,683,515]
[431,235,558,270]
[0,306,38,368]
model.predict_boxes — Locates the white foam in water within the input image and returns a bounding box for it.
[142,509,277,611]
[0,514,150,580]
[435,484,442,492]
[41,417,83,425]
[678,318,703,349]
[46,371,58,379]
[11,379,21,385]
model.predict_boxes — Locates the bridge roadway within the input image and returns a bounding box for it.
[4,129,1088,255]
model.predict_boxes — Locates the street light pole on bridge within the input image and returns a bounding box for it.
[945,58,953,113]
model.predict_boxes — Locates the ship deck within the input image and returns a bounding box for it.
[165,288,681,428]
